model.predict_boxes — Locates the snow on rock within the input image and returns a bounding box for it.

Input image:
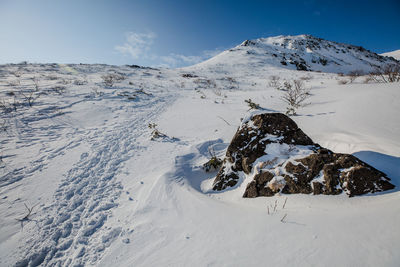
[191,34,400,74]
[213,113,395,197]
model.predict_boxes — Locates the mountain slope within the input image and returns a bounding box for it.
[381,49,400,60]
[1,37,400,266]
[191,35,400,74]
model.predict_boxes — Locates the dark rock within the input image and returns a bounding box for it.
[212,113,313,191]
[213,167,239,191]
[319,58,328,66]
[255,171,274,185]
[212,112,395,198]
[313,182,323,195]
[243,172,276,198]
[181,73,198,78]
[242,40,256,46]
[295,62,308,71]
[243,181,257,198]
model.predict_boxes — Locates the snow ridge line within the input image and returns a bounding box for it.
[14,93,176,266]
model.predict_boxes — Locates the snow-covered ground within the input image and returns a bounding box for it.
[0,40,400,266]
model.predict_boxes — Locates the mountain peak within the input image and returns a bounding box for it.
[192,35,399,74]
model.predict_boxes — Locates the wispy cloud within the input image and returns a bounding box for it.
[115,31,224,68]
[202,48,224,58]
[160,53,203,68]
[159,48,224,68]
[114,31,156,59]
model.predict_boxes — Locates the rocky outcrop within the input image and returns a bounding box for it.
[212,113,395,197]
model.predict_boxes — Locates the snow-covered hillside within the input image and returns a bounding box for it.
[1,36,400,266]
[381,49,400,60]
[192,35,400,74]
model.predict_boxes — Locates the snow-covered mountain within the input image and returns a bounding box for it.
[1,36,400,266]
[192,34,400,74]
[381,49,400,60]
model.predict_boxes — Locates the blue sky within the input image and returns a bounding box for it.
[1,0,399,67]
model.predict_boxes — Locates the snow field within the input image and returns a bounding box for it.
[0,52,399,266]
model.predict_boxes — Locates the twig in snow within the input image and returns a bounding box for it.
[16,203,38,228]
[217,116,231,126]
[20,91,38,107]
[282,197,288,209]
[273,200,277,212]
[280,214,287,223]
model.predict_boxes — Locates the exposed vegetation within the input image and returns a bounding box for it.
[244,98,260,110]
[280,79,310,115]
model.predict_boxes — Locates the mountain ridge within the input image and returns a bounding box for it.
[381,49,400,60]
[190,34,400,74]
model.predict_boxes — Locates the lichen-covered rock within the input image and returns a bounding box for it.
[212,112,395,197]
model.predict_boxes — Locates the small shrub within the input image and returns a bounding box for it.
[74,79,87,85]
[245,99,260,110]
[148,123,167,140]
[268,75,280,87]
[20,91,38,107]
[222,77,238,90]
[299,75,312,81]
[101,73,126,87]
[368,64,400,83]
[281,80,310,116]
[348,70,364,83]
[0,119,8,133]
[0,99,13,113]
[117,91,136,100]
[52,86,66,95]
[195,89,206,99]
[203,147,223,172]
[276,80,292,91]
[385,65,400,82]
[32,77,40,91]
[102,74,115,87]
[203,157,222,172]
[194,78,216,88]
[363,76,373,84]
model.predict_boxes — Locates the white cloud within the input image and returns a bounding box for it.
[202,48,224,58]
[160,53,203,68]
[114,31,156,59]
[115,31,225,68]
[159,49,224,68]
